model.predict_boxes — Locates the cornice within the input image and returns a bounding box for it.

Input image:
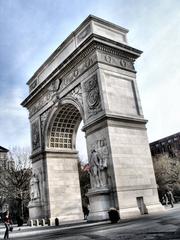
[82,113,147,134]
[22,35,142,108]
[27,15,129,85]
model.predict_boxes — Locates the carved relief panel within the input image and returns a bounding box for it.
[31,119,41,152]
[82,74,102,120]
[40,107,52,146]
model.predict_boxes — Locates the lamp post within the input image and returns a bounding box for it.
[20,191,23,220]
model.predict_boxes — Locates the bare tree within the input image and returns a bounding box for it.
[0,146,32,222]
[78,159,90,207]
[152,153,180,196]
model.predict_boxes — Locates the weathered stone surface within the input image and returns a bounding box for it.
[22,15,163,223]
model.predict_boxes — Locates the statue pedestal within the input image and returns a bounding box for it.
[28,200,43,219]
[86,187,111,221]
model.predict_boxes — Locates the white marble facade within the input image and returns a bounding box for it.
[22,15,163,224]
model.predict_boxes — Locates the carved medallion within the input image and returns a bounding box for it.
[83,74,102,119]
[104,55,112,63]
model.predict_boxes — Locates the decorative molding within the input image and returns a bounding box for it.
[23,40,137,108]
[102,53,134,71]
[29,78,38,92]
[60,52,97,92]
[77,24,91,44]
[29,79,61,117]
[65,84,83,107]
[28,42,136,117]
[83,74,102,119]
[29,91,52,117]
[31,120,40,151]
[40,107,52,142]
[48,78,61,92]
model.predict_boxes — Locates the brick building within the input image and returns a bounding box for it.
[0,146,15,170]
[150,132,180,158]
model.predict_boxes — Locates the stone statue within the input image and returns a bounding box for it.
[98,139,108,186]
[89,149,102,188]
[89,138,109,188]
[30,173,40,201]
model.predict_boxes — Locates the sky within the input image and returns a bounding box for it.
[0,0,180,160]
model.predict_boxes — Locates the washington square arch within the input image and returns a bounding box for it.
[22,15,163,223]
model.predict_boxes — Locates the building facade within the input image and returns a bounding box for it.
[150,132,180,158]
[0,146,15,215]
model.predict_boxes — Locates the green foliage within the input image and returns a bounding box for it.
[78,161,90,205]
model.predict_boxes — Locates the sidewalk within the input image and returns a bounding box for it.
[0,220,109,239]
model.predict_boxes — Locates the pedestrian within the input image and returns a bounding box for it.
[83,204,89,220]
[162,194,168,206]
[167,190,175,208]
[3,210,13,239]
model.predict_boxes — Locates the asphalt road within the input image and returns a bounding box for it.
[3,205,180,240]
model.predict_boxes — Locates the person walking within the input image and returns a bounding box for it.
[167,190,175,208]
[162,194,168,206]
[3,210,12,239]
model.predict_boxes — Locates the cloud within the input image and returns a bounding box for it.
[0,0,179,153]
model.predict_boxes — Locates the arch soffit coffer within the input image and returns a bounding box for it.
[44,97,84,151]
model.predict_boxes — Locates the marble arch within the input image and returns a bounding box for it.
[22,15,163,223]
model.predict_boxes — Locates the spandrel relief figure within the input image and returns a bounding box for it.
[30,173,40,201]
[89,138,109,188]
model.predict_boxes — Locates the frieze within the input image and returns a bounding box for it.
[60,53,97,92]
[31,120,40,151]
[48,78,61,92]
[28,42,136,117]
[102,53,134,71]
[29,91,52,117]
[57,42,135,94]
[29,78,38,92]
[83,74,102,119]
[29,79,61,117]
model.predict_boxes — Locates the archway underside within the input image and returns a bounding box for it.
[49,103,81,150]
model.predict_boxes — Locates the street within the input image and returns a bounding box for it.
[1,205,180,240]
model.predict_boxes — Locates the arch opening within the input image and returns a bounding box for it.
[48,103,82,150]
[45,102,89,221]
